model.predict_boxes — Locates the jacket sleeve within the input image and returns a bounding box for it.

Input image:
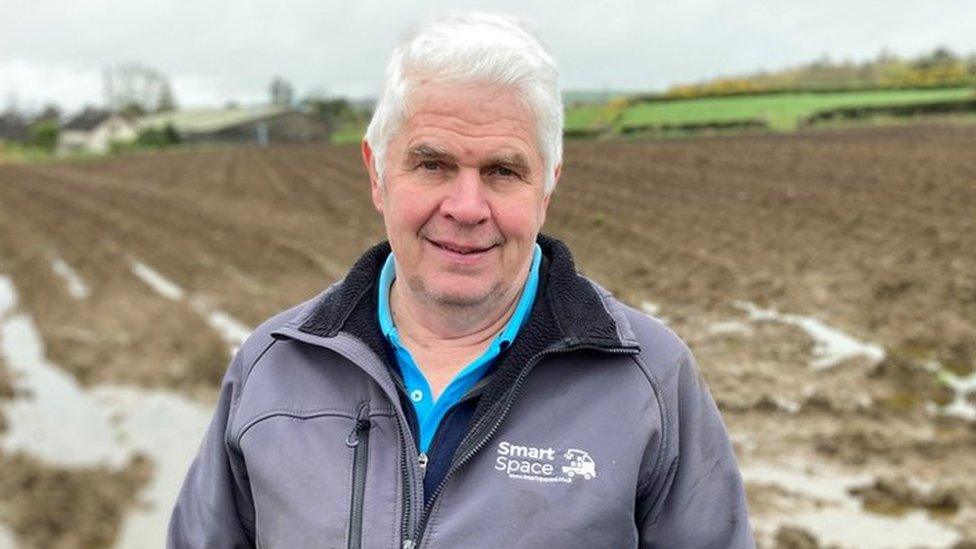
[168,351,255,548]
[636,348,755,548]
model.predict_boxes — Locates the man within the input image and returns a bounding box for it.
[169,13,753,548]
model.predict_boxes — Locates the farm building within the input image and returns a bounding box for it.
[57,108,138,154]
[138,106,331,145]
[0,111,31,143]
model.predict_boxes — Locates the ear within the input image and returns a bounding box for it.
[361,139,384,213]
[539,163,560,227]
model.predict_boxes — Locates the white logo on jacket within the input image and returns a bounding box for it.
[494,441,597,483]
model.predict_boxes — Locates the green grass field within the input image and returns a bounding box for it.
[564,104,620,131]
[567,87,975,133]
[330,122,368,144]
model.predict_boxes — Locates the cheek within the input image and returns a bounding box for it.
[385,191,435,231]
[493,199,546,237]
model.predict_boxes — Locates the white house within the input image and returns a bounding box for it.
[57,108,137,155]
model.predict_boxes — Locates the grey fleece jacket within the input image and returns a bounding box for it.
[168,235,754,548]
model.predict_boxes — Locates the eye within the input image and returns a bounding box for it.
[490,165,519,178]
[419,160,441,171]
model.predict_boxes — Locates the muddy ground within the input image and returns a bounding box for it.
[0,123,974,547]
[0,357,10,434]
[0,453,150,549]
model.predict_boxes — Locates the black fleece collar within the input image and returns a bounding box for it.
[292,233,638,446]
[296,233,627,349]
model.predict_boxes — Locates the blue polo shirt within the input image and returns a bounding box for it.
[377,244,541,452]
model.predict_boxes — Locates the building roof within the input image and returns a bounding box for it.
[138,106,288,134]
[63,108,115,131]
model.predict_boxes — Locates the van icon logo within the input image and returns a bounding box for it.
[561,449,597,480]
[494,441,597,483]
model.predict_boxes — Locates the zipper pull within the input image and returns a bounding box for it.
[402,540,415,549]
[417,453,428,479]
[346,404,371,447]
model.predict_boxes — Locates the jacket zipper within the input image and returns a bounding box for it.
[395,410,417,549]
[345,403,371,549]
[401,453,428,548]
[406,342,639,548]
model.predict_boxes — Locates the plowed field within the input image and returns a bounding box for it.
[1,124,974,548]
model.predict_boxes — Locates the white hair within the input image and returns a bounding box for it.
[364,13,563,194]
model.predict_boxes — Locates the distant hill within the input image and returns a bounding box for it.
[660,47,976,100]
[562,89,635,106]
[564,48,976,137]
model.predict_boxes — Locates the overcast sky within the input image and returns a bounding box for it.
[2,0,975,113]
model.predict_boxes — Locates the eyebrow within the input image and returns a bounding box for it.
[405,144,532,174]
[405,144,456,163]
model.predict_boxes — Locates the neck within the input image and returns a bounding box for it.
[390,271,528,351]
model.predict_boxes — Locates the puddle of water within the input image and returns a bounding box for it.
[205,310,250,345]
[49,255,91,300]
[0,520,16,549]
[707,320,754,336]
[0,312,131,466]
[734,301,886,369]
[1,276,126,465]
[92,386,213,546]
[128,258,250,354]
[639,300,670,323]
[0,278,15,313]
[127,258,184,301]
[190,299,250,354]
[743,461,961,548]
[934,368,976,421]
[0,274,213,548]
[640,300,661,316]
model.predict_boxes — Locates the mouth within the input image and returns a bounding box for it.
[426,238,497,255]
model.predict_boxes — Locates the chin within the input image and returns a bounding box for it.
[428,289,492,308]
[414,277,498,309]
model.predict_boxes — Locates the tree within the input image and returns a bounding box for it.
[303,96,354,123]
[270,76,294,107]
[35,103,62,124]
[103,63,178,115]
[157,82,177,112]
[29,121,59,152]
[913,47,958,69]
[134,123,180,147]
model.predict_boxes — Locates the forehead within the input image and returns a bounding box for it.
[395,82,541,163]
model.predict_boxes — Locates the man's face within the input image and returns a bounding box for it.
[363,82,556,310]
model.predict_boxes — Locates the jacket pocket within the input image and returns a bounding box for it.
[345,403,371,549]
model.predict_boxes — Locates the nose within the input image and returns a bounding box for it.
[439,168,490,226]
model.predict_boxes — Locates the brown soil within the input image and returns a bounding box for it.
[848,477,961,515]
[0,357,10,433]
[0,124,974,545]
[0,356,12,399]
[774,525,822,549]
[0,453,151,549]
